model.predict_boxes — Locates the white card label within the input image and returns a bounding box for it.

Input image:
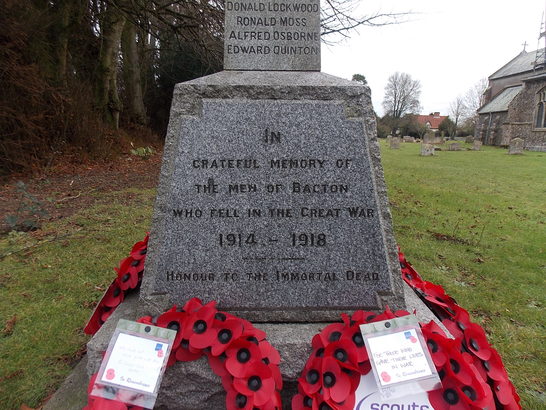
[100,332,169,393]
[366,328,433,386]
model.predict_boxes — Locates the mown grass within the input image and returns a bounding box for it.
[0,144,544,409]
[0,189,156,409]
[381,142,546,408]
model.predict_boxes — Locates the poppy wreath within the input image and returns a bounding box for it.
[84,297,283,409]
[292,256,521,410]
[84,235,520,409]
[84,234,149,335]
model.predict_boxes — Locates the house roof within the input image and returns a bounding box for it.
[478,85,522,114]
[489,50,538,80]
[415,113,448,129]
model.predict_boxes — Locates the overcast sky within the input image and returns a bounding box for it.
[321,0,545,116]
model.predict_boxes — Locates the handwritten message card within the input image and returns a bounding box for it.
[366,327,433,386]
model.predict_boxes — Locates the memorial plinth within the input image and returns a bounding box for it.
[140,71,406,322]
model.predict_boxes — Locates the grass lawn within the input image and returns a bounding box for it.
[0,142,544,408]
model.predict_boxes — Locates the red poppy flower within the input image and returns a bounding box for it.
[129,235,148,260]
[320,356,352,404]
[225,381,255,410]
[444,347,474,385]
[195,317,245,356]
[85,397,128,410]
[340,324,369,364]
[400,262,425,289]
[233,361,275,406]
[493,379,521,409]
[101,283,125,308]
[115,257,141,291]
[457,374,495,410]
[463,323,492,361]
[180,302,216,349]
[258,340,283,389]
[423,329,449,368]
[367,306,400,322]
[208,354,229,377]
[259,391,282,410]
[441,305,471,340]
[421,282,457,309]
[299,355,323,396]
[155,307,185,346]
[136,316,153,325]
[291,393,315,409]
[240,319,267,342]
[318,323,346,346]
[477,348,509,382]
[350,310,378,324]
[225,340,263,378]
[181,297,204,313]
[174,338,204,362]
[428,378,469,410]
[324,339,359,372]
[84,309,103,335]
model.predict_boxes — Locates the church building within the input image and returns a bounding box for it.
[476,48,546,151]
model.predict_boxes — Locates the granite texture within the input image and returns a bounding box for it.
[224,0,320,71]
[141,71,405,321]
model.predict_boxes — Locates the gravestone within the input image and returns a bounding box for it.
[403,135,415,143]
[423,132,434,144]
[508,138,524,154]
[390,136,401,149]
[472,140,483,151]
[86,1,426,408]
[420,143,435,156]
[448,142,461,151]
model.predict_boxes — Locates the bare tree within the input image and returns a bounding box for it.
[382,72,421,118]
[449,96,465,137]
[321,0,411,42]
[464,78,488,117]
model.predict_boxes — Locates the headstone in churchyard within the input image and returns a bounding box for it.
[140,0,405,323]
[390,137,401,149]
[403,136,415,143]
[386,135,393,144]
[433,137,444,144]
[508,138,524,154]
[423,132,434,144]
[472,140,482,151]
[224,0,321,71]
[420,143,435,156]
[448,142,461,151]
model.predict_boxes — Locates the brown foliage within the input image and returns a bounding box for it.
[0,0,106,176]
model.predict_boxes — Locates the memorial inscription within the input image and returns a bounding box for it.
[224,0,321,71]
[143,93,403,320]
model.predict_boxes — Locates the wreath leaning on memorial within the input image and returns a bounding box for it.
[84,234,521,410]
[291,253,521,410]
[84,297,283,410]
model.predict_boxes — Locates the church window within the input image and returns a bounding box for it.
[535,89,546,129]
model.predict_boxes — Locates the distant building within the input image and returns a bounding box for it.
[415,112,448,134]
[476,49,546,151]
